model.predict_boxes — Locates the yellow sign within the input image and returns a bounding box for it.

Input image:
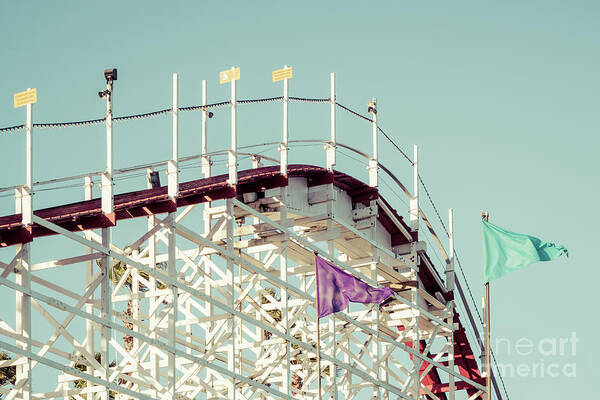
[14,88,37,108]
[272,67,293,82]
[220,67,240,84]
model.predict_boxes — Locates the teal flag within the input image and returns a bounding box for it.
[482,220,568,283]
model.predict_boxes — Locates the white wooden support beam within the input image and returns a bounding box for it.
[231,199,450,330]
[326,72,336,171]
[280,65,289,176]
[14,170,31,400]
[228,70,238,186]
[21,96,33,226]
[26,213,455,398]
[0,279,289,400]
[225,199,236,399]
[409,246,421,398]
[15,243,31,400]
[446,208,455,291]
[168,73,179,199]
[409,145,419,232]
[0,339,156,400]
[448,305,455,400]
[334,310,486,392]
[201,79,211,178]
[100,76,116,398]
[101,79,114,215]
[84,176,95,400]
[167,213,177,398]
[279,187,290,397]
[368,98,378,188]
[146,169,160,395]
[367,198,381,399]
[100,227,111,399]
[200,78,214,379]
[100,75,115,398]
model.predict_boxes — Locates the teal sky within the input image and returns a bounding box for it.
[1,1,598,398]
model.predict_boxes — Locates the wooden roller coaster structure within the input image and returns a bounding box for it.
[0,69,503,399]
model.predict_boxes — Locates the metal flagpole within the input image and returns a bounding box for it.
[482,211,491,400]
[315,258,322,400]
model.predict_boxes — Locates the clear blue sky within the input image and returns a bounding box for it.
[1,1,597,398]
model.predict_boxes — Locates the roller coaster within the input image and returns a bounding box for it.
[0,68,508,399]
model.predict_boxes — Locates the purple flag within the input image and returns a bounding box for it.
[316,255,395,318]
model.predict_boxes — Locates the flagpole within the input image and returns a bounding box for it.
[315,256,322,400]
[482,212,491,400]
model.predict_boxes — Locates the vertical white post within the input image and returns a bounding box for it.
[228,74,238,185]
[84,176,94,400]
[100,227,111,400]
[367,198,380,400]
[226,199,236,399]
[16,94,33,400]
[410,145,421,396]
[167,213,177,399]
[15,190,31,400]
[280,189,290,397]
[201,80,211,178]
[200,78,213,382]
[22,95,33,225]
[280,66,289,175]
[251,155,263,169]
[326,73,336,171]
[447,209,455,400]
[168,73,179,199]
[368,98,378,187]
[167,74,179,396]
[100,74,113,400]
[410,145,419,232]
[101,80,114,215]
[447,209,455,291]
[131,247,140,355]
[448,311,455,400]
[411,279,421,398]
[146,169,160,397]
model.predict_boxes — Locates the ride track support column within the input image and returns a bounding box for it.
[280,186,291,397]
[201,79,211,179]
[146,168,160,397]
[410,145,421,399]
[226,198,236,400]
[201,78,216,390]
[367,97,381,399]
[84,175,94,400]
[227,68,238,186]
[167,73,179,399]
[280,65,289,176]
[18,92,33,399]
[100,73,114,400]
[327,73,336,171]
[447,208,456,400]
[326,184,338,400]
[368,98,378,188]
[15,189,31,400]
